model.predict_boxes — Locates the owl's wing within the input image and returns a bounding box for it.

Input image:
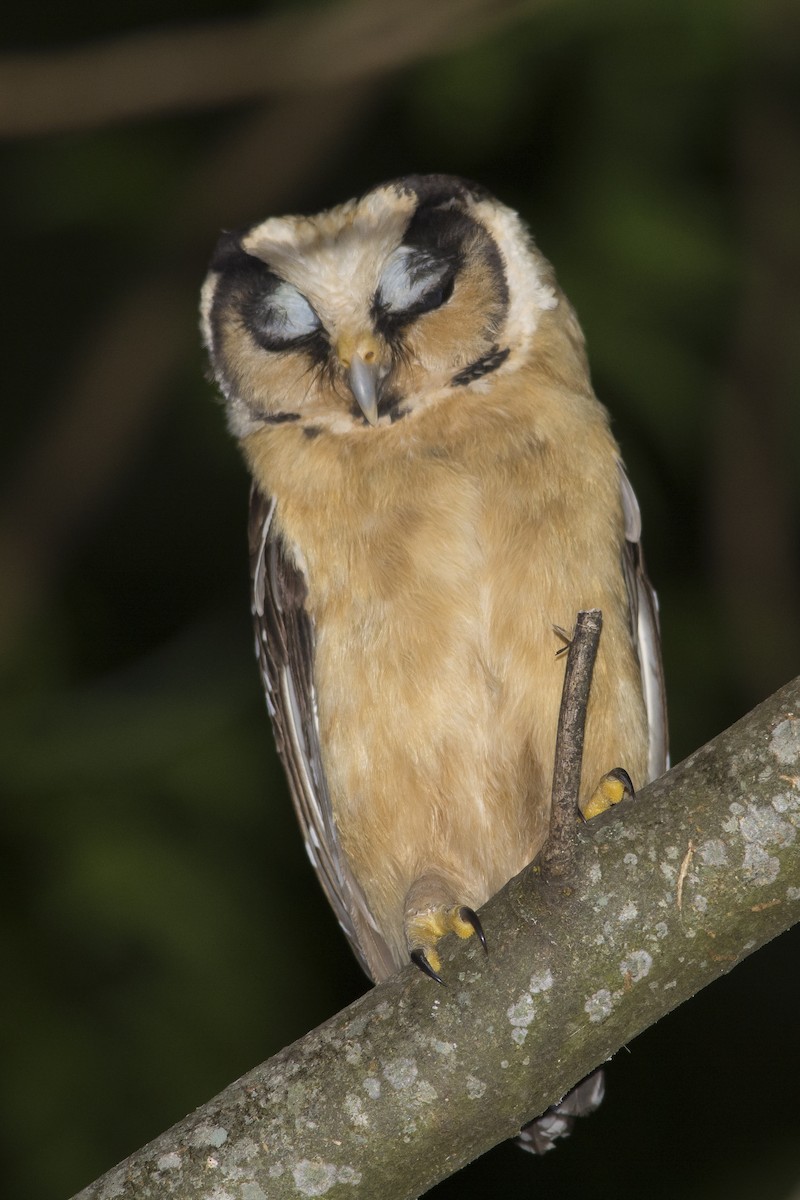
[249,485,396,984]
[618,465,669,781]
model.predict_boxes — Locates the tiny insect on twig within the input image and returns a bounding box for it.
[552,624,572,657]
[540,609,603,882]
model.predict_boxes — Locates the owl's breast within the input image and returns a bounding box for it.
[251,400,646,945]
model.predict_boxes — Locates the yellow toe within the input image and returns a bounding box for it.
[407,905,487,980]
[581,768,634,820]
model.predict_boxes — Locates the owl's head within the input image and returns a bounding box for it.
[201,175,564,437]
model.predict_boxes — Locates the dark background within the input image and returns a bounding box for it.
[2,1,799,1196]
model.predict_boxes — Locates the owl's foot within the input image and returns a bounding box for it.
[580,767,634,820]
[405,875,487,984]
[409,906,487,984]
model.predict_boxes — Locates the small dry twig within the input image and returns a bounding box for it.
[540,608,603,881]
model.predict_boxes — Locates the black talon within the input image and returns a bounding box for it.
[606,767,635,799]
[459,906,488,955]
[411,949,446,986]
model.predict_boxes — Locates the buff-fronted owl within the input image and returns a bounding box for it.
[201,174,667,1151]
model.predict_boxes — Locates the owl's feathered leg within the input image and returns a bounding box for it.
[404,874,487,984]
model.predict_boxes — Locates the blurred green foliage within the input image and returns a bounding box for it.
[1,1,799,1197]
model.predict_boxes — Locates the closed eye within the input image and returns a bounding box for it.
[409,274,454,315]
[247,281,322,351]
[375,247,455,321]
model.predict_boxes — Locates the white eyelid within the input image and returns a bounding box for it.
[378,247,448,313]
[270,282,320,339]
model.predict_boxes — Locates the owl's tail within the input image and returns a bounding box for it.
[516,1069,605,1154]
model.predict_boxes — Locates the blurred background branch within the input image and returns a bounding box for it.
[0,0,532,136]
[0,84,374,654]
[1,1,798,1198]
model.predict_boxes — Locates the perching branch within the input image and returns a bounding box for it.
[73,675,800,1199]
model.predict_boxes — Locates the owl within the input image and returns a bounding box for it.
[201,174,667,1147]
